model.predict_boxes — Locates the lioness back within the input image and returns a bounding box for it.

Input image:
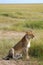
[13,35,26,50]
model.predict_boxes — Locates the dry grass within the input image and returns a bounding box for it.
[0,4,43,65]
[0,4,43,31]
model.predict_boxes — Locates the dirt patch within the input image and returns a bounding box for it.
[0,30,25,39]
[0,60,38,65]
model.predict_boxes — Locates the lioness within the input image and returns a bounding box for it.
[3,31,34,60]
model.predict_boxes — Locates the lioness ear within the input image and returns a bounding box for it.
[26,31,32,34]
[26,31,28,34]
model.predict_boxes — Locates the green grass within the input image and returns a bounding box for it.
[29,30,43,60]
[0,20,43,31]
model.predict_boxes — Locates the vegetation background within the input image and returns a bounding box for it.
[0,4,43,65]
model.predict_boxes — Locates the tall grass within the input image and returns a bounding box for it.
[29,41,43,59]
[0,20,43,31]
[0,38,19,58]
[29,30,43,59]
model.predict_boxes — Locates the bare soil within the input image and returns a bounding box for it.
[0,30,25,39]
[0,59,39,65]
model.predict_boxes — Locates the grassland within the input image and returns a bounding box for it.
[0,4,43,65]
[0,4,43,31]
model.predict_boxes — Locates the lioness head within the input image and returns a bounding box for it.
[26,31,34,39]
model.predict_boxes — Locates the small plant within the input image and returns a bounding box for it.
[1,13,9,17]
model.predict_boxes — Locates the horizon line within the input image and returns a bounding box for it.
[0,3,43,4]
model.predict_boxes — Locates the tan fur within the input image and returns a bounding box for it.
[3,31,34,60]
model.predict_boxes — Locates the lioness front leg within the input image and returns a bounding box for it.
[26,48,30,60]
[22,47,29,60]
